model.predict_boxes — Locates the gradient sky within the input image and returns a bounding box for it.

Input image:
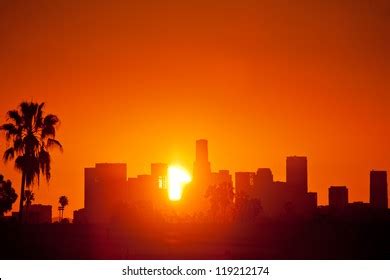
[0,0,389,216]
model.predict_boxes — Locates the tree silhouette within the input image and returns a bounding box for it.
[24,190,35,206]
[205,182,234,222]
[59,195,69,220]
[234,192,262,222]
[0,174,18,217]
[0,102,62,222]
[23,189,35,219]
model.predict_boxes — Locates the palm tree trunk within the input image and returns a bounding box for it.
[18,172,26,223]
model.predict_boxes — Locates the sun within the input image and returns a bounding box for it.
[168,165,191,201]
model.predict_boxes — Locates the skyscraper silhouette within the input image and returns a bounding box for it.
[193,139,211,182]
[370,170,388,209]
[84,163,127,223]
[254,168,274,199]
[286,156,308,194]
[182,139,213,213]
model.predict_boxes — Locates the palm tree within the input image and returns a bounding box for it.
[0,101,62,222]
[23,189,35,219]
[59,195,69,220]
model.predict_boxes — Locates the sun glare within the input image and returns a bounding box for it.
[168,165,191,201]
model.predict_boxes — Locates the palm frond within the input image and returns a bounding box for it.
[34,102,45,131]
[14,155,25,171]
[0,123,18,141]
[24,133,40,151]
[20,102,38,130]
[7,110,22,126]
[13,137,24,154]
[46,138,63,152]
[43,114,59,127]
[24,156,40,187]
[41,114,60,139]
[3,147,15,162]
[41,126,55,138]
[15,154,40,187]
[39,149,51,182]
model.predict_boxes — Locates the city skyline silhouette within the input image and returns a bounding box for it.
[1,120,389,218]
[2,134,390,218]
[71,139,388,223]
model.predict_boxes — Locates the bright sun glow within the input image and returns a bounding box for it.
[168,165,191,201]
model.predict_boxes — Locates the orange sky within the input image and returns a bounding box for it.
[0,0,389,216]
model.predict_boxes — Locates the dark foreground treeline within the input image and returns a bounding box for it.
[1,212,390,260]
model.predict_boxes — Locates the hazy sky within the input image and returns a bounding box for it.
[0,0,389,215]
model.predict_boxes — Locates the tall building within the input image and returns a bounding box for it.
[253,168,274,199]
[196,139,209,162]
[370,170,388,209]
[182,139,213,213]
[193,139,211,181]
[286,156,308,194]
[328,186,348,210]
[84,163,127,223]
[126,171,168,211]
[254,168,274,188]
